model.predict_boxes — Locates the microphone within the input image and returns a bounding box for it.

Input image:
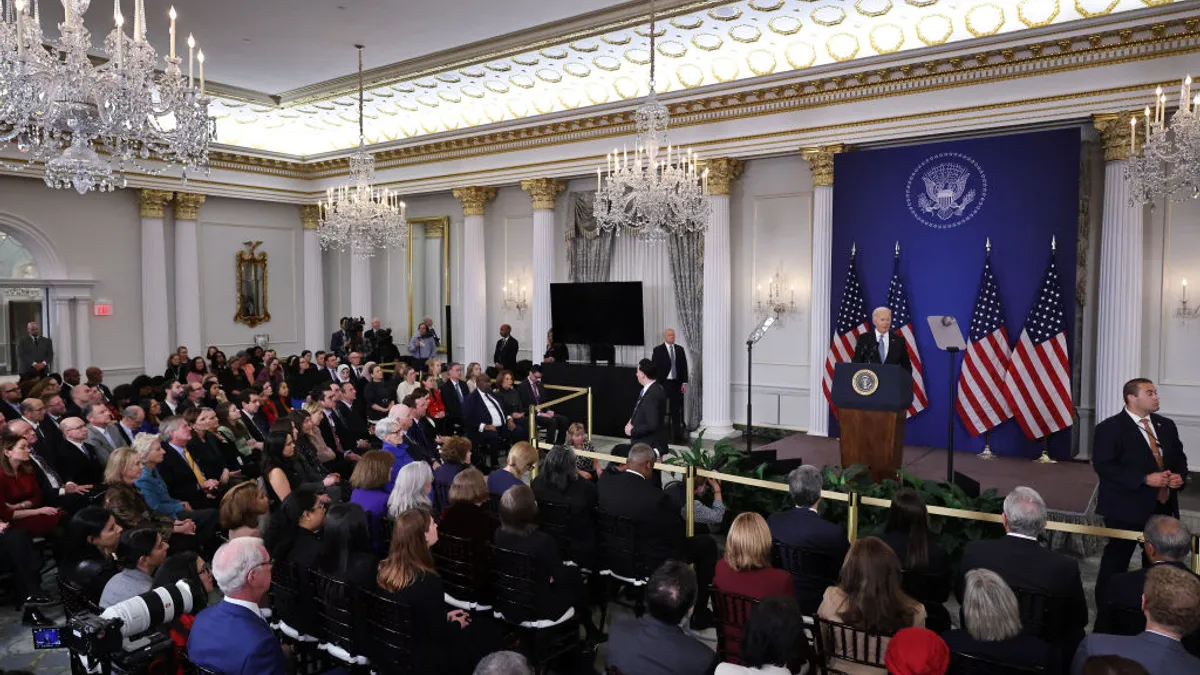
[940,316,954,327]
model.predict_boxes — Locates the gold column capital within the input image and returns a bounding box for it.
[453,186,497,217]
[520,178,566,210]
[802,144,847,187]
[704,158,744,196]
[174,192,207,221]
[1093,111,1138,162]
[300,204,321,230]
[138,189,174,219]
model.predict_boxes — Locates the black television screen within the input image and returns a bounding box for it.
[550,282,645,346]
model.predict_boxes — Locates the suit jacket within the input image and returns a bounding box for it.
[766,507,851,613]
[493,336,519,370]
[188,600,287,675]
[630,382,668,451]
[0,402,20,422]
[156,444,210,506]
[85,425,121,465]
[597,470,684,565]
[1093,411,1188,524]
[1098,561,1198,633]
[16,334,53,373]
[651,343,690,384]
[316,412,351,457]
[1071,631,1200,675]
[957,534,1088,642]
[440,380,470,428]
[942,631,1053,672]
[852,330,912,372]
[336,401,369,444]
[516,379,549,413]
[607,615,717,675]
[39,416,64,447]
[329,331,347,355]
[52,439,105,487]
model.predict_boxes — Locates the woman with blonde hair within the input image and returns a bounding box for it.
[218,479,269,540]
[386,460,433,519]
[395,363,420,403]
[103,447,197,546]
[464,362,483,392]
[299,401,336,464]
[712,512,795,663]
[487,441,537,497]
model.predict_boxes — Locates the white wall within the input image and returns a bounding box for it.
[486,186,535,364]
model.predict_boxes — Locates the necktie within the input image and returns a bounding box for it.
[34,453,62,487]
[532,382,540,404]
[327,414,345,454]
[879,334,888,363]
[81,442,97,461]
[1140,418,1169,503]
[455,384,463,403]
[183,449,207,484]
[669,345,677,379]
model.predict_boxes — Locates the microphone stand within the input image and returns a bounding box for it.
[945,346,961,483]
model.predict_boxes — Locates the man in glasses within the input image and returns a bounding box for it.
[0,382,23,422]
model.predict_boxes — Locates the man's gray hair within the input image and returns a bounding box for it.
[627,443,656,465]
[82,402,105,421]
[472,651,532,675]
[872,306,892,319]
[1003,486,1047,537]
[121,405,144,421]
[211,537,268,596]
[1145,515,1192,562]
[787,465,823,509]
[158,416,188,443]
[962,569,1023,642]
[18,399,38,414]
[375,417,399,441]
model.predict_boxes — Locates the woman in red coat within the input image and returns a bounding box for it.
[0,433,63,537]
[713,512,796,663]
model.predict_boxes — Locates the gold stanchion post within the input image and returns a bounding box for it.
[978,430,996,460]
[587,387,593,441]
[685,465,696,538]
[1034,435,1057,464]
[847,492,861,543]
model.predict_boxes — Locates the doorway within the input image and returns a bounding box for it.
[6,296,45,375]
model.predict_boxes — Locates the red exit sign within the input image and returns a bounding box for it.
[94,304,113,316]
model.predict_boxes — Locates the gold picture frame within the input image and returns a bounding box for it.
[234,241,270,327]
[407,216,451,350]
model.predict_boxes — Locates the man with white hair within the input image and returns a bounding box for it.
[957,486,1087,652]
[852,306,912,372]
[187,538,285,675]
[473,651,533,675]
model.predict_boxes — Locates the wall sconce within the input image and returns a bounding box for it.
[756,270,796,317]
[1179,278,1200,320]
[503,278,528,317]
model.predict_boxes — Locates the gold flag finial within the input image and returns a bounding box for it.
[986,237,991,252]
[851,242,856,256]
[1051,235,1057,252]
[894,241,900,256]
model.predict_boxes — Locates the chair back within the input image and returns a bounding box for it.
[596,509,650,582]
[1010,587,1071,643]
[432,482,452,515]
[772,540,840,607]
[901,567,951,605]
[950,651,1046,675]
[269,560,314,635]
[309,571,358,655]
[536,500,573,560]
[431,531,491,604]
[58,576,99,620]
[811,616,890,672]
[488,493,502,519]
[356,587,420,675]
[490,544,540,625]
[709,586,760,664]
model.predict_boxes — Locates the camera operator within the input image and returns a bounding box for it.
[330,318,351,357]
[187,537,286,675]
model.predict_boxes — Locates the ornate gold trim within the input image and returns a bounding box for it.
[1093,111,1139,161]
[138,189,174,218]
[521,178,567,210]
[705,158,744,195]
[174,193,206,221]
[234,241,270,328]
[300,204,321,230]
[803,145,846,187]
[407,216,452,339]
[453,186,497,216]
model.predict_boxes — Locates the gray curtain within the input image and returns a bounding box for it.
[667,231,703,431]
[565,191,614,283]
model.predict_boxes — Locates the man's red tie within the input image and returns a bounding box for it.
[1141,418,1169,504]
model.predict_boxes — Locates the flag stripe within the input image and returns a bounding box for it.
[956,254,1012,437]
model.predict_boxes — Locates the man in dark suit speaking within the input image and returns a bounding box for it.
[1092,378,1188,602]
[852,307,911,372]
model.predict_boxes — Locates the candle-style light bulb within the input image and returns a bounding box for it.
[187,33,195,86]
[1184,278,1189,302]
[197,49,205,93]
[168,6,177,59]
[114,10,124,65]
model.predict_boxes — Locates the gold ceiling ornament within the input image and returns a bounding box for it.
[827,33,862,61]
[811,5,847,26]
[803,144,846,187]
[453,186,497,216]
[905,0,939,6]
[749,0,786,10]
[705,158,744,195]
[856,0,895,18]
[870,24,906,54]
[1018,0,1061,28]
[1075,0,1120,18]
[769,16,804,35]
[1093,111,1138,162]
[709,6,743,21]
[138,190,175,219]
[300,204,322,230]
[521,178,567,210]
[785,41,818,69]
[174,193,208,221]
[916,13,955,45]
[966,4,1007,37]
[747,50,778,76]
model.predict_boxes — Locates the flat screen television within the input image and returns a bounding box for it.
[550,282,645,346]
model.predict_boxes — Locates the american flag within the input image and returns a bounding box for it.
[887,250,927,417]
[822,246,870,412]
[1002,242,1074,439]
[956,245,1012,435]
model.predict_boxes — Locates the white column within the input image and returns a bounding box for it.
[301,206,325,351]
[73,297,91,369]
[805,147,841,437]
[350,255,372,323]
[52,297,74,371]
[701,159,742,438]
[454,187,496,366]
[522,179,565,355]
[173,193,206,353]
[139,189,173,374]
[1094,114,1143,422]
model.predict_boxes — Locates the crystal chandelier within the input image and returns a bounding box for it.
[0,0,214,194]
[593,0,709,241]
[1126,75,1200,205]
[317,45,407,258]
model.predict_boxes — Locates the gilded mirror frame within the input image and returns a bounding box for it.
[234,241,270,328]
[407,216,451,350]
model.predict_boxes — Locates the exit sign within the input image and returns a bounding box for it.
[94,304,113,316]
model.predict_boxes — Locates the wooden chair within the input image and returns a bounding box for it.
[710,586,760,665]
[810,616,891,675]
[432,481,452,515]
[310,570,370,667]
[491,544,580,675]
[431,531,493,610]
[58,576,99,620]
[356,587,423,675]
[949,651,1046,675]
[537,499,595,572]
[595,509,651,630]
[772,541,842,614]
[1010,587,1072,643]
[268,561,325,674]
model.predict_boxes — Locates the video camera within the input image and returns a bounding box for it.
[38,578,207,674]
[339,316,366,356]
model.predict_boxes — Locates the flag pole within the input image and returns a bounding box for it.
[979,430,995,460]
[1034,435,1057,463]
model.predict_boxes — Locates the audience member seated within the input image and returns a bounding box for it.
[156,416,221,508]
[433,436,472,511]
[884,628,950,675]
[465,374,525,459]
[286,412,340,497]
[136,398,162,435]
[1096,515,1196,633]
[215,401,262,476]
[817,536,926,675]
[387,459,434,519]
[317,502,378,588]
[1080,655,1150,675]
[185,407,240,486]
[530,445,598,569]
[488,441,536,497]
[438,467,497,542]
[607,560,718,675]
[152,551,216,670]
[187,537,287,675]
[715,512,796,661]
[422,372,449,430]
[103,446,206,551]
[349,450,393,548]
[263,485,325,568]
[881,487,952,632]
[493,370,526,427]
[474,651,533,675]
[375,414,413,490]
[597,443,719,630]
[767,464,850,614]
[60,506,123,603]
[562,422,601,480]
[100,527,170,608]
[518,365,570,445]
[1071,564,1200,675]
[376,508,499,674]
[262,428,337,506]
[52,415,106,488]
[219,480,269,540]
[668,475,726,534]
[131,432,219,535]
[1,503,53,626]
[404,388,442,463]
[957,486,1087,653]
[0,431,63,537]
[942,569,1053,672]
[494,484,600,638]
[716,595,807,675]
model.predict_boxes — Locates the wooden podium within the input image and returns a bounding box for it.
[831,363,914,482]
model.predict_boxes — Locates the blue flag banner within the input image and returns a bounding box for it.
[830,129,1081,459]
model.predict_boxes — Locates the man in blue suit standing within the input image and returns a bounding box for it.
[188,537,286,675]
[1071,564,1200,675]
[767,464,850,614]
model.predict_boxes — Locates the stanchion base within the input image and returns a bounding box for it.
[1033,450,1057,464]
[977,448,997,461]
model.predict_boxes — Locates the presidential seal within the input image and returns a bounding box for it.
[852,369,879,396]
[906,152,988,230]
